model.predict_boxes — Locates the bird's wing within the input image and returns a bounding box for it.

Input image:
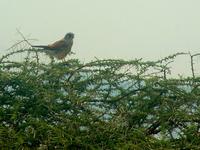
[48,39,66,50]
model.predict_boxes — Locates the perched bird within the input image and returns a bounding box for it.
[32,32,74,60]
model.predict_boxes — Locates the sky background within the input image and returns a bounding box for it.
[0,0,200,76]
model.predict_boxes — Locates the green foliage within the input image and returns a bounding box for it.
[1,50,200,149]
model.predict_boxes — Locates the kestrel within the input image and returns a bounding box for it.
[32,32,74,60]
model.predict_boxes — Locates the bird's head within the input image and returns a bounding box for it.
[64,32,74,40]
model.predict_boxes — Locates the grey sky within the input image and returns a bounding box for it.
[0,0,200,76]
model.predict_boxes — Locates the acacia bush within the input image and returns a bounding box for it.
[0,49,200,149]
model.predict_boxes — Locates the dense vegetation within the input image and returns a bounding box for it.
[1,49,200,149]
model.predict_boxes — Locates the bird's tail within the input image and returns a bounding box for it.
[31,45,49,49]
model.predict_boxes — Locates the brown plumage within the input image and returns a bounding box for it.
[32,32,74,60]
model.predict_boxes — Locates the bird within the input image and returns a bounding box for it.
[32,32,74,60]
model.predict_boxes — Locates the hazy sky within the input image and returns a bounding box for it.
[0,0,200,76]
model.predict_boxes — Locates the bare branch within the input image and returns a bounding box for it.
[16,28,33,47]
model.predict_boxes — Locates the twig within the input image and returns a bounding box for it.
[6,39,37,51]
[16,29,32,47]
[0,49,38,63]
[189,52,195,78]
[16,29,39,63]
